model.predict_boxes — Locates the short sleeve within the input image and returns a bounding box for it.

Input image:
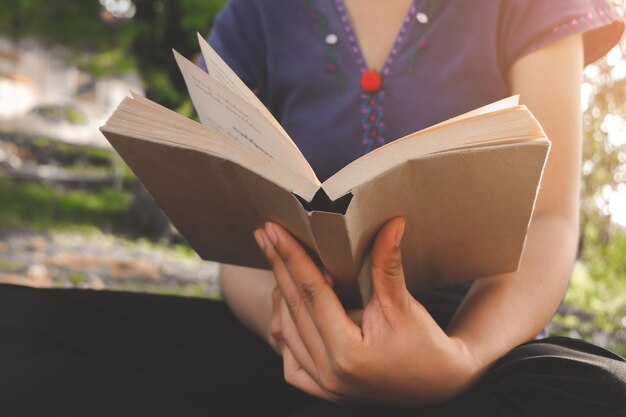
[499,0,624,70]
[203,0,268,101]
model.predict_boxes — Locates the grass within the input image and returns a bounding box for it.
[562,261,626,333]
[550,260,626,353]
[31,137,112,163]
[0,256,26,272]
[37,137,137,185]
[112,281,221,300]
[68,272,87,286]
[0,176,132,231]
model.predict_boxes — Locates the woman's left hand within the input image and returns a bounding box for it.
[253,218,481,407]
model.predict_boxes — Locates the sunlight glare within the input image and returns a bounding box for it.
[610,184,626,227]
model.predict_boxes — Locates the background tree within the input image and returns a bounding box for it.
[0,0,226,113]
[580,37,626,251]
[1,0,228,239]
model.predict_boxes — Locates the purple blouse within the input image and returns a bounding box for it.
[206,0,623,182]
[204,0,623,325]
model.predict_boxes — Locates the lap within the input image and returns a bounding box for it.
[0,284,312,416]
[1,284,624,417]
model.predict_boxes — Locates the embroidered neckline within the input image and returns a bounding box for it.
[303,0,437,152]
[334,0,417,77]
[304,0,349,90]
[335,0,422,150]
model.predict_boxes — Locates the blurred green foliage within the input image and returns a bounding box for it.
[568,229,626,331]
[0,0,227,114]
[580,62,626,254]
[0,177,132,231]
[572,14,626,339]
[64,107,87,124]
[113,280,217,298]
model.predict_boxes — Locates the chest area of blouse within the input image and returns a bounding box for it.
[270,4,504,98]
[264,1,508,148]
[342,0,416,70]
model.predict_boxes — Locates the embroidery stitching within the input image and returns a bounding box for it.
[552,6,613,34]
[335,0,422,151]
[303,0,438,152]
[304,0,348,91]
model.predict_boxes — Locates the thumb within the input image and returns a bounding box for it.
[370,217,409,309]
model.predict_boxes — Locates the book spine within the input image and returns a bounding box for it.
[308,211,361,307]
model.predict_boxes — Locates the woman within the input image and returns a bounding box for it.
[212,0,626,413]
[1,1,624,416]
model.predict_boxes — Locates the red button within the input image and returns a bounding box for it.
[361,70,382,93]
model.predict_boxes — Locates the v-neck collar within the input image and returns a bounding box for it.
[334,0,418,76]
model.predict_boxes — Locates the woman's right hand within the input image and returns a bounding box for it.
[268,281,364,356]
[267,285,284,354]
[220,264,362,356]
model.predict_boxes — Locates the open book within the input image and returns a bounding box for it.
[101,34,550,305]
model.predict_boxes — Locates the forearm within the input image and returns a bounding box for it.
[220,264,275,339]
[446,211,578,377]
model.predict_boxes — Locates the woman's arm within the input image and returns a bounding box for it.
[446,33,584,372]
[219,264,276,342]
[249,33,586,406]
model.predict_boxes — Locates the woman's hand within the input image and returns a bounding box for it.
[267,283,285,354]
[253,218,481,407]
[268,283,365,355]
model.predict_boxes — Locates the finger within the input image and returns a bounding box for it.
[255,229,329,365]
[283,346,329,400]
[279,298,322,381]
[264,222,360,347]
[268,285,283,354]
[322,270,334,287]
[370,217,410,310]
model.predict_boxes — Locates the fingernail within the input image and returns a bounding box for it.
[253,229,265,251]
[265,222,279,245]
[394,220,406,248]
[322,270,334,287]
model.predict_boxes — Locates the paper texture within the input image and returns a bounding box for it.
[101,39,552,305]
[105,131,316,267]
[174,50,317,182]
[102,125,548,304]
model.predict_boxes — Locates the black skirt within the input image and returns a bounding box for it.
[0,283,624,417]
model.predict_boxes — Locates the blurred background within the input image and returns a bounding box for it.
[0,0,624,355]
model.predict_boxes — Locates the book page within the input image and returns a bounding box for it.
[427,95,520,129]
[196,34,300,151]
[196,33,260,106]
[102,95,321,201]
[174,50,319,184]
[99,129,318,278]
[322,103,547,200]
